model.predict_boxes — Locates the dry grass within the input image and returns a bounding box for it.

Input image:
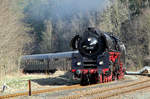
[0,71,71,95]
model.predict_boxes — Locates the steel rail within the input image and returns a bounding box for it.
[93,84,150,99]
[62,79,150,99]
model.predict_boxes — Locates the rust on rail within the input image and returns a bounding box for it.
[62,79,150,99]
[0,83,83,99]
[93,84,150,99]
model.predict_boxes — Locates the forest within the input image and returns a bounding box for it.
[0,0,150,77]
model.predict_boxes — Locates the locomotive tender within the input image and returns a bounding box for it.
[21,27,126,85]
[70,27,126,85]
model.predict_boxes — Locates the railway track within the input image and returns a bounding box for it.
[62,79,150,99]
[1,78,150,99]
[0,84,81,99]
[0,81,110,99]
[93,84,150,99]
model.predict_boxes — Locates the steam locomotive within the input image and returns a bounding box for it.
[70,27,126,85]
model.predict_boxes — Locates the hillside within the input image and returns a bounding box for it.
[0,0,150,78]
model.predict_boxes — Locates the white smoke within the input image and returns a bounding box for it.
[52,0,108,18]
[25,0,108,20]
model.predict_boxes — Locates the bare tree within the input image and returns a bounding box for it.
[40,20,53,53]
[99,0,129,35]
[0,0,33,79]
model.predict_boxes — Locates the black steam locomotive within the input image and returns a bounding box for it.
[70,27,126,85]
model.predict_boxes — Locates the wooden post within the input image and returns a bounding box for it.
[28,80,31,96]
[46,59,50,74]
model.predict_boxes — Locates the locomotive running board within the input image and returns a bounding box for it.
[125,66,150,76]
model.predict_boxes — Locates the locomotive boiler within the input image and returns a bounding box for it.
[70,27,126,85]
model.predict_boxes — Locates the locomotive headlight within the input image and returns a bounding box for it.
[88,37,92,41]
[77,62,82,66]
[99,61,103,65]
